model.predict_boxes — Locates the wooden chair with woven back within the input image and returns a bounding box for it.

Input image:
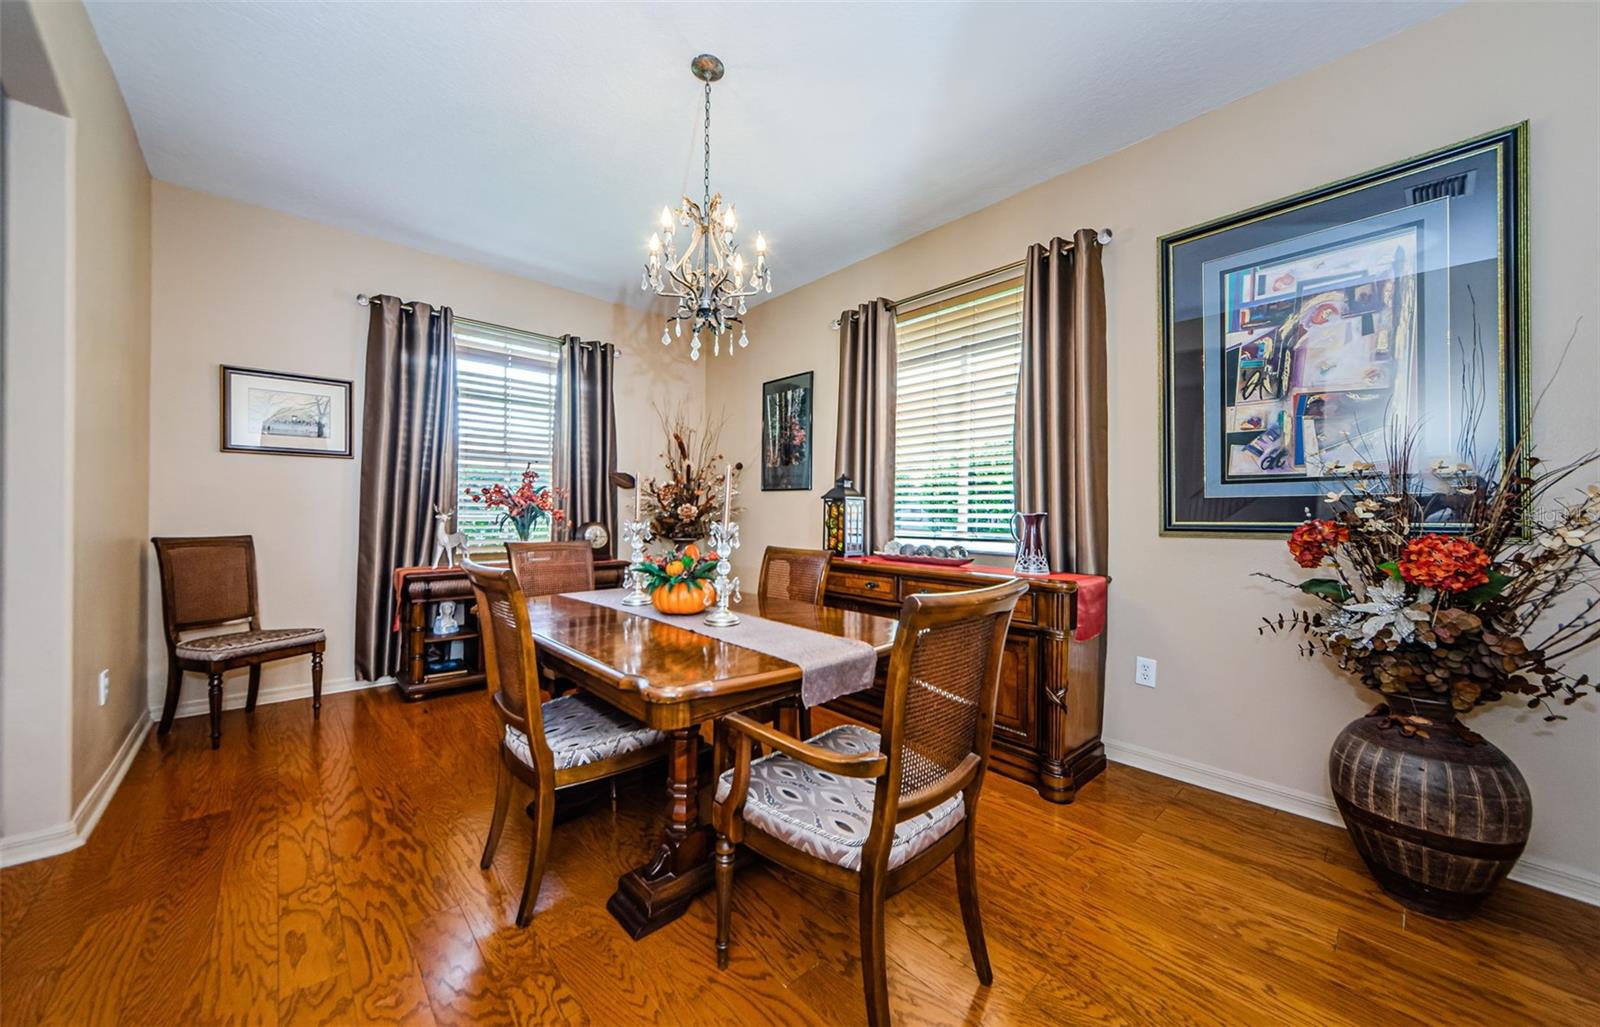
[151,535,326,749]
[711,577,1028,1027]
[506,540,596,697]
[755,546,832,738]
[464,559,668,926]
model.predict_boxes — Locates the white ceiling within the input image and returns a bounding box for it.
[86,0,1453,308]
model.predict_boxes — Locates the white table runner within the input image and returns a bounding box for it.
[559,589,878,708]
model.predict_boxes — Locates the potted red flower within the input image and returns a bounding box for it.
[464,466,566,542]
[1261,436,1598,918]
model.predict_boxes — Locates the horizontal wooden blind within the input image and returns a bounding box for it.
[893,279,1023,544]
[454,319,560,548]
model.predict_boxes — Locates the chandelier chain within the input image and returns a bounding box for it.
[702,78,713,209]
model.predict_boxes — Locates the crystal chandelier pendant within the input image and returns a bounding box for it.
[638,53,770,361]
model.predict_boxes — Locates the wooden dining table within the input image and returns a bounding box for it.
[525,593,899,939]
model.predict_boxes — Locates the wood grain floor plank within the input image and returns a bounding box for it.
[4,688,1595,1026]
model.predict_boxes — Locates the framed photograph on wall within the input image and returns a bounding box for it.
[761,371,813,491]
[1159,124,1528,535]
[220,365,354,458]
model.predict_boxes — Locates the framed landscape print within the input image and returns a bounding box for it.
[761,371,813,491]
[221,365,353,458]
[1159,124,1528,535]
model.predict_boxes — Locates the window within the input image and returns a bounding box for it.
[893,277,1024,547]
[454,319,560,550]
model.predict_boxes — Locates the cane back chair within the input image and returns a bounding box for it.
[712,577,1028,1027]
[505,541,596,596]
[151,535,326,749]
[755,546,832,738]
[464,559,667,926]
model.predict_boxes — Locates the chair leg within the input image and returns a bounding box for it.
[515,780,555,927]
[245,665,262,712]
[795,701,812,741]
[954,830,993,985]
[481,757,512,869]
[859,871,891,1027]
[311,651,324,718]
[207,673,224,750]
[158,659,183,736]
[714,833,735,969]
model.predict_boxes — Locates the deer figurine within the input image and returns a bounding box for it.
[432,504,468,568]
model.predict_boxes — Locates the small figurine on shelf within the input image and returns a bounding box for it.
[431,505,468,567]
[431,600,461,636]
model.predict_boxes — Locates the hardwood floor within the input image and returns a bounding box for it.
[3,688,1597,1026]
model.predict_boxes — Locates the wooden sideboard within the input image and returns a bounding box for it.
[395,557,628,699]
[822,558,1107,803]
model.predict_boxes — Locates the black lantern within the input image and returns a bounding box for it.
[821,475,866,556]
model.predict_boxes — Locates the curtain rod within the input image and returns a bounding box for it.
[827,228,1111,330]
[355,294,617,356]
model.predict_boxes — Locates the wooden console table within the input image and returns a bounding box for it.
[394,557,628,700]
[823,556,1108,802]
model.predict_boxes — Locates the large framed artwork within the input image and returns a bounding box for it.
[220,365,354,458]
[761,371,813,491]
[1159,124,1528,535]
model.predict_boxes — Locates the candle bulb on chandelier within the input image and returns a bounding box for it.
[659,206,674,231]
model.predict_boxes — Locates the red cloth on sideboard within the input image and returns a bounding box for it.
[841,556,1107,643]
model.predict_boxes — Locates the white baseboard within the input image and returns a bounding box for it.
[150,674,385,722]
[1103,737,1600,908]
[1,713,149,868]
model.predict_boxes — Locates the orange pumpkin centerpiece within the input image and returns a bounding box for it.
[634,544,719,616]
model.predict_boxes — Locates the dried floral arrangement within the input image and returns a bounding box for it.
[643,405,742,540]
[1261,437,1599,731]
[1260,374,1598,736]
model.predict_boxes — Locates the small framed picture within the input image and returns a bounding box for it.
[220,365,353,458]
[761,371,813,491]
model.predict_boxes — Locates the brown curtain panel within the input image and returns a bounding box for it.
[1015,229,1108,574]
[834,298,897,552]
[354,296,458,681]
[551,336,618,539]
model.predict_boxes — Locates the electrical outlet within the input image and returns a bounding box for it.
[1134,657,1157,689]
[97,668,111,706]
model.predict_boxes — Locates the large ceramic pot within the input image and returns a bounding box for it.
[1328,693,1531,919]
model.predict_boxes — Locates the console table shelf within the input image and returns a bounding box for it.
[823,556,1108,803]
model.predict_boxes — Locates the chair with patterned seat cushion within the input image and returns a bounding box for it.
[152,535,327,750]
[755,546,832,739]
[712,577,1027,1027]
[464,559,668,926]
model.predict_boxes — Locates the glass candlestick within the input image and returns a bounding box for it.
[704,519,742,627]
[621,519,653,606]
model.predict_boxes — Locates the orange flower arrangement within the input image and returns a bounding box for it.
[1287,519,1349,568]
[1398,534,1491,593]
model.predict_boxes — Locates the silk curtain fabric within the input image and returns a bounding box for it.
[1015,229,1108,575]
[834,298,897,552]
[551,336,619,541]
[354,296,458,680]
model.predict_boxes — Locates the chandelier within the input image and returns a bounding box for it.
[641,54,771,361]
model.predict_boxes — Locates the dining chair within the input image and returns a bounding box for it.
[506,540,597,698]
[756,546,832,738]
[464,559,668,926]
[151,535,326,749]
[712,577,1028,1027]
[505,540,596,596]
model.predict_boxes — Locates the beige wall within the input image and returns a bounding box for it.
[147,183,702,707]
[26,0,155,810]
[713,2,1600,886]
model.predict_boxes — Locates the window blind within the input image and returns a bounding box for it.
[893,278,1024,545]
[454,318,561,549]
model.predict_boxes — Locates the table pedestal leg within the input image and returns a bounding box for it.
[607,726,714,938]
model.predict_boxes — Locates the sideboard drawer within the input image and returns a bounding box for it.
[899,576,1036,625]
[830,569,896,602]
